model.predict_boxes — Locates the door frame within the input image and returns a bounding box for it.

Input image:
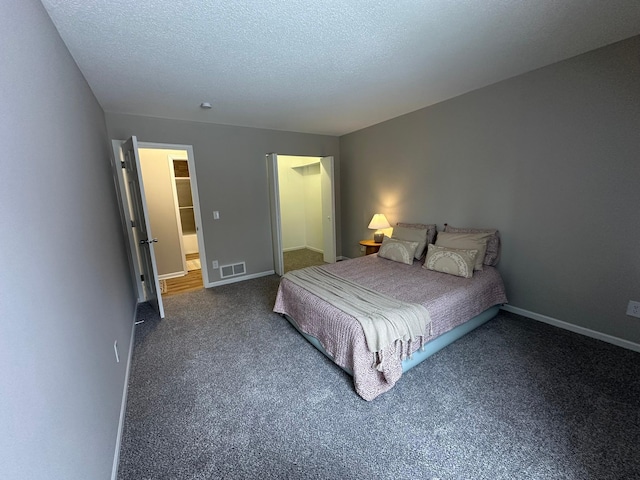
[320,156,337,264]
[266,153,337,275]
[136,149,189,280]
[110,140,208,302]
[266,154,284,275]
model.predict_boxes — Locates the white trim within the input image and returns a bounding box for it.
[320,156,336,264]
[206,270,275,288]
[501,305,640,353]
[266,154,284,276]
[282,245,306,252]
[282,245,324,253]
[185,146,208,286]
[158,271,186,280]
[111,302,138,480]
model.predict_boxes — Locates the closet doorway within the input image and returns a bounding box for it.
[267,154,336,275]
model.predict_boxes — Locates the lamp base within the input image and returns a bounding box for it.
[373,232,384,243]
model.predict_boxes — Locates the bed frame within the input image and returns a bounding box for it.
[283,304,501,375]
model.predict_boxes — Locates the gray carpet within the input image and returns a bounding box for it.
[283,248,326,273]
[119,275,640,479]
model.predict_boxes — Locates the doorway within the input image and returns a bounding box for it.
[111,139,208,310]
[138,149,203,296]
[267,154,336,275]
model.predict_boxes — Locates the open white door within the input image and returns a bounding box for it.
[266,153,284,276]
[111,140,144,303]
[121,137,165,318]
[320,156,336,263]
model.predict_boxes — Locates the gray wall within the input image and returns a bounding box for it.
[0,1,136,479]
[105,114,340,283]
[340,36,640,344]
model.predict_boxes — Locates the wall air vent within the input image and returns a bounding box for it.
[220,262,246,279]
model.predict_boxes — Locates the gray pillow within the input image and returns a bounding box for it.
[392,224,431,259]
[443,225,501,266]
[396,222,437,245]
[378,237,419,265]
[423,244,478,278]
[435,231,488,271]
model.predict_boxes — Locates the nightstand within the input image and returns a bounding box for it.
[359,239,382,255]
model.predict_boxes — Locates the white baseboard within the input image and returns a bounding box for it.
[111,301,138,480]
[336,256,350,261]
[501,305,640,353]
[206,270,275,288]
[282,246,306,252]
[283,245,324,254]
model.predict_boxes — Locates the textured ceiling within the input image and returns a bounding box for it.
[40,0,640,136]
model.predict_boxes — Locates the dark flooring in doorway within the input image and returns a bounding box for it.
[283,248,326,273]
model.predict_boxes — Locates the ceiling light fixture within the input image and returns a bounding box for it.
[200,102,212,109]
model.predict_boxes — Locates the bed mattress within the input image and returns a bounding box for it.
[274,254,508,400]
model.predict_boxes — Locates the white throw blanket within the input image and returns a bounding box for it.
[284,266,431,358]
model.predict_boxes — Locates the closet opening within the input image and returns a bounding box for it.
[267,154,336,275]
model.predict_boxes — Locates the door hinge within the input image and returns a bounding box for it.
[140,274,144,282]
[120,161,126,169]
[130,220,135,228]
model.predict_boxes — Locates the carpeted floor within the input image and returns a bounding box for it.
[283,248,326,273]
[119,276,640,479]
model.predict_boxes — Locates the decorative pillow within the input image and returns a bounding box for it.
[444,225,501,266]
[377,237,419,265]
[423,244,478,278]
[435,231,488,271]
[393,223,437,259]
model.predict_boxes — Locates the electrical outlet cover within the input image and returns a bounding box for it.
[626,300,640,318]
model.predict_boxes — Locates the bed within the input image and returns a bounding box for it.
[273,224,508,400]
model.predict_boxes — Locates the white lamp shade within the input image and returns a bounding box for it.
[368,213,391,230]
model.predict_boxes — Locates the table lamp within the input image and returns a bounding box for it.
[368,213,390,243]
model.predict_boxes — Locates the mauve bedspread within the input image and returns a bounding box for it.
[273,254,508,400]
